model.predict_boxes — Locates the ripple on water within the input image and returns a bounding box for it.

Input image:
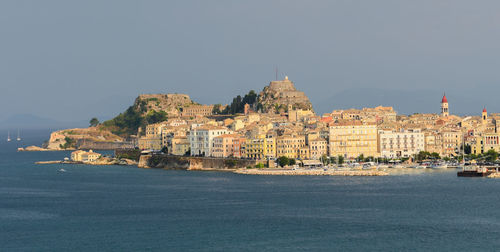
[0,209,58,220]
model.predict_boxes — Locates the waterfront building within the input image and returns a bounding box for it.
[309,138,328,160]
[138,136,162,151]
[71,150,101,162]
[243,133,276,160]
[171,136,190,156]
[441,130,462,156]
[329,121,378,158]
[188,125,231,157]
[212,134,245,158]
[378,129,425,158]
[276,134,306,159]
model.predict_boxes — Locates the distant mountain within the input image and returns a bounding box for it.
[315,88,493,116]
[0,114,87,130]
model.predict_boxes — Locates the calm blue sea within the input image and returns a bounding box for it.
[1,129,500,251]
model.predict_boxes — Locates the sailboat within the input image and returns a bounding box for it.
[16,129,21,141]
[7,131,11,142]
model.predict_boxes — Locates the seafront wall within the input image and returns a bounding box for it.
[138,155,257,170]
[235,168,389,176]
[76,139,134,150]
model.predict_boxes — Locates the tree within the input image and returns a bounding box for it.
[161,146,168,154]
[145,110,167,124]
[464,144,471,155]
[89,118,99,127]
[485,149,498,162]
[416,151,431,161]
[430,152,441,160]
[277,156,290,167]
[320,154,329,165]
[289,158,296,166]
[356,154,364,162]
[212,104,222,114]
[337,155,345,164]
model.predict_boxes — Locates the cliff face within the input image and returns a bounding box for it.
[134,94,196,116]
[257,76,313,113]
[45,127,126,150]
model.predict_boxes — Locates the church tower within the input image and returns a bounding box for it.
[441,93,449,117]
[482,107,488,125]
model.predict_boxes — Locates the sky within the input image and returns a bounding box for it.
[1,0,500,125]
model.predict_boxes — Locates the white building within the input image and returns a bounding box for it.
[188,126,232,157]
[378,129,425,158]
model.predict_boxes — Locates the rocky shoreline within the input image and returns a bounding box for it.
[35,157,137,166]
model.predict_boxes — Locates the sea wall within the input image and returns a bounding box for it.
[76,139,134,150]
[137,155,257,170]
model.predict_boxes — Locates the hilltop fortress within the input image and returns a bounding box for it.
[258,76,313,113]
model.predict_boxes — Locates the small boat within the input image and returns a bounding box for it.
[59,168,66,172]
[16,129,21,141]
[430,163,448,169]
[415,165,426,169]
[7,131,11,142]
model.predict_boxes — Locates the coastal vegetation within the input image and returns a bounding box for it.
[59,137,76,149]
[89,118,100,127]
[277,156,296,167]
[100,106,168,136]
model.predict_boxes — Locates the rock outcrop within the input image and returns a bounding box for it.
[45,127,126,150]
[134,94,196,116]
[257,76,313,113]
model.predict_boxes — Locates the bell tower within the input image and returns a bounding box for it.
[482,107,488,125]
[441,93,449,117]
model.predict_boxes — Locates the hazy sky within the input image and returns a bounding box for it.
[1,0,500,123]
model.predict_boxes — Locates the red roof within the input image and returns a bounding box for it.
[441,94,448,103]
[483,107,487,113]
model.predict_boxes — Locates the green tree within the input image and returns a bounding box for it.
[161,146,168,154]
[416,151,431,161]
[464,144,471,155]
[337,155,345,164]
[430,152,441,160]
[89,118,99,127]
[145,110,167,124]
[277,156,290,167]
[255,163,265,168]
[212,104,222,114]
[289,158,296,166]
[320,154,329,165]
[356,154,364,162]
[485,149,498,162]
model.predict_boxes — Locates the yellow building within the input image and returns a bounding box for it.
[138,137,162,151]
[71,150,102,162]
[329,121,378,158]
[472,132,500,154]
[441,130,462,157]
[171,136,190,156]
[243,134,276,160]
[276,134,306,159]
[309,139,328,160]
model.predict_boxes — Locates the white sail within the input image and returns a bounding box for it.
[17,129,21,141]
[7,131,11,142]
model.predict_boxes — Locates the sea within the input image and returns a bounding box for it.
[2,129,500,251]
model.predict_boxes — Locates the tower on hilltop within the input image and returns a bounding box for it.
[441,93,449,117]
[482,107,488,125]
